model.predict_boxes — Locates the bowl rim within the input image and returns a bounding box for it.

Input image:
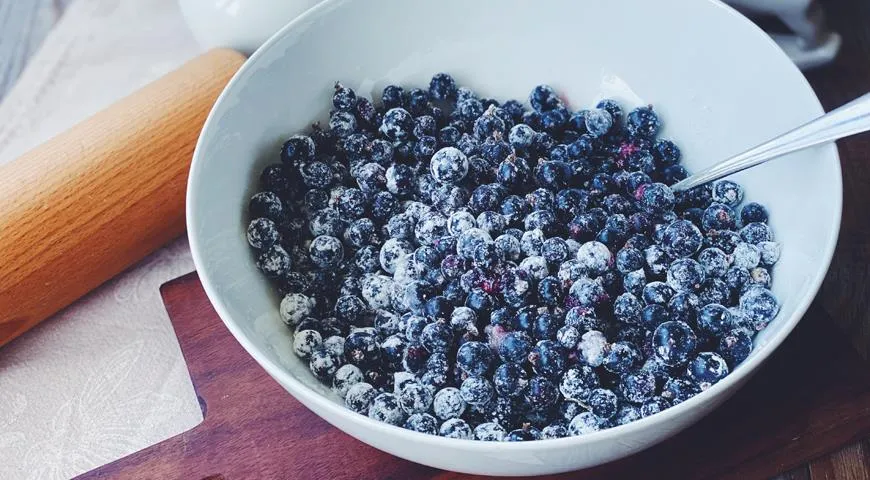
[187,0,843,451]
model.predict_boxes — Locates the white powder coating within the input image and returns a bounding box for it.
[666,258,705,293]
[368,392,407,426]
[361,274,395,310]
[279,293,316,326]
[694,353,729,391]
[308,349,339,378]
[457,228,493,259]
[414,211,448,246]
[758,241,781,266]
[391,253,416,286]
[476,211,507,236]
[559,367,592,401]
[450,307,478,333]
[520,229,545,256]
[474,422,507,441]
[448,210,477,235]
[399,382,435,414]
[292,329,322,359]
[494,234,521,262]
[430,146,470,184]
[403,200,433,220]
[732,242,761,269]
[393,371,417,395]
[569,277,606,307]
[433,387,467,420]
[345,382,377,414]
[439,418,473,439]
[576,241,612,275]
[565,239,581,257]
[309,235,344,268]
[558,259,585,284]
[518,256,550,280]
[556,325,581,350]
[569,412,602,436]
[328,185,348,208]
[256,244,290,275]
[739,286,781,327]
[322,335,345,358]
[579,330,608,367]
[380,238,414,274]
[332,364,364,399]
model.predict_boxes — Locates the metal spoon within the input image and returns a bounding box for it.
[670,92,870,192]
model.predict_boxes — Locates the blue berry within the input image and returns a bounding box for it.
[712,180,743,207]
[460,376,495,406]
[568,277,608,308]
[698,278,730,305]
[718,328,753,367]
[666,258,705,293]
[345,382,377,413]
[332,82,357,111]
[578,330,608,367]
[643,281,674,306]
[509,123,536,149]
[281,134,316,166]
[474,422,507,441]
[740,202,769,225]
[506,426,542,441]
[739,287,780,329]
[584,108,613,137]
[620,370,656,404]
[529,84,563,112]
[256,244,291,278]
[640,396,672,418]
[525,376,559,410]
[247,218,281,250]
[740,222,773,244]
[368,392,406,426]
[603,341,641,374]
[615,247,644,274]
[666,292,698,325]
[596,99,623,124]
[379,107,413,141]
[429,72,457,100]
[420,321,453,352]
[529,340,567,377]
[568,411,603,436]
[662,377,700,404]
[586,388,618,419]
[309,347,341,380]
[661,219,703,258]
[499,331,533,363]
[653,139,681,166]
[457,341,493,377]
[640,304,669,330]
[697,304,733,337]
[329,110,358,137]
[614,405,642,425]
[643,245,670,277]
[614,293,643,324]
[702,203,737,231]
[626,105,661,138]
[493,362,529,397]
[541,422,569,439]
[404,413,438,434]
[687,352,729,390]
[474,106,507,139]
[310,236,344,269]
[653,320,698,366]
[431,387,466,420]
[399,382,435,414]
[429,146,469,184]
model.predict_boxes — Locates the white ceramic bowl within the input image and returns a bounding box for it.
[187,0,842,475]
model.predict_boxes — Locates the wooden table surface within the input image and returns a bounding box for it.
[2,0,869,478]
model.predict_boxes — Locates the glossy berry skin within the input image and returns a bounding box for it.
[529,340,567,377]
[456,341,493,377]
[667,292,698,326]
[702,203,737,231]
[740,202,769,225]
[586,388,619,419]
[626,106,661,138]
[420,321,453,352]
[718,328,753,367]
[493,362,529,398]
[687,352,730,390]
[525,376,559,411]
[661,219,703,258]
[429,72,457,100]
[653,320,698,366]
[499,331,533,363]
[603,341,641,374]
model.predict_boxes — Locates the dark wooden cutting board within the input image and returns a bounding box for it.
[74,272,870,480]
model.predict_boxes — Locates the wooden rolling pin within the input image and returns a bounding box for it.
[0,48,246,347]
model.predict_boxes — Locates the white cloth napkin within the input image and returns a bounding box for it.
[0,1,205,478]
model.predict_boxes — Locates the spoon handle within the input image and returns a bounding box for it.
[671,92,870,192]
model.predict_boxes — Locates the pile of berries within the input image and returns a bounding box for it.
[245,73,781,441]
